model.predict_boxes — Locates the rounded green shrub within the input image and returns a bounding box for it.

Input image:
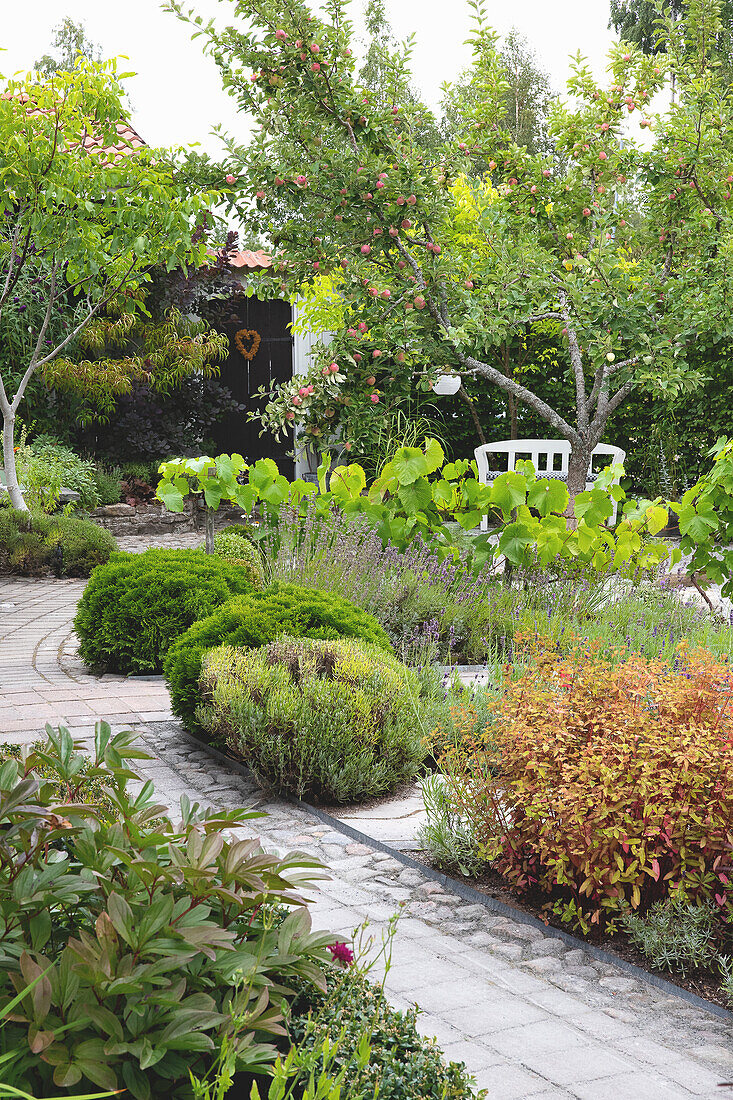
[212,528,266,588]
[164,582,391,732]
[75,549,257,674]
[0,507,117,577]
[198,636,424,802]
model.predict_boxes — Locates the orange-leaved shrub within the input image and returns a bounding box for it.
[440,635,733,933]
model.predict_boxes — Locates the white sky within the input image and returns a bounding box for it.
[1,0,618,157]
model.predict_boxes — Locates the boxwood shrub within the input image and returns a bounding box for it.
[212,528,266,588]
[198,637,425,802]
[286,972,479,1100]
[164,582,391,732]
[0,506,117,577]
[75,549,258,674]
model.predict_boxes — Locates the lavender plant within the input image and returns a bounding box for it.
[258,509,733,669]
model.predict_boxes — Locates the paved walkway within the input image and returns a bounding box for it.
[1,570,733,1098]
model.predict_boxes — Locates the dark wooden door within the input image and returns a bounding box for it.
[211,295,294,478]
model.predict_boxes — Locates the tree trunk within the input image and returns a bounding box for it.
[457,383,486,446]
[2,410,26,511]
[566,442,591,522]
[508,394,518,439]
[205,507,215,554]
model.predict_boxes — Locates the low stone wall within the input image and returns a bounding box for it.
[88,501,243,537]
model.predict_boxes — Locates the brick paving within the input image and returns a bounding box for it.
[1,568,732,1097]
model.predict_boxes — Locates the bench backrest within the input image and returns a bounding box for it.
[474,439,626,482]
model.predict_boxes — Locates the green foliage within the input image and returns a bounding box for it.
[212,529,266,588]
[0,507,116,577]
[15,436,101,512]
[92,465,123,506]
[166,0,732,493]
[198,637,426,802]
[157,453,253,513]
[442,28,552,158]
[163,583,391,732]
[417,773,484,877]
[0,59,222,509]
[158,446,678,576]
[34,17,101,75]
[675,436,733,597]
[43,303,230,424]
[74,549,256,675]
[0,722,333,1099]
[287,970,480,1100]
[623,899,719,976]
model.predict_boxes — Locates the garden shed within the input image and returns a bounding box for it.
[211,247,322,480]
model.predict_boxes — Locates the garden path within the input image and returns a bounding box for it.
[1,559,732,1098]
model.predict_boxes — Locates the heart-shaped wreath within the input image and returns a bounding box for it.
[234,328,262,360]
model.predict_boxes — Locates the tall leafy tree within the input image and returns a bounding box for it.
[0,60,222,509]
[359,0,442,155]
[34,17,101,76]
[168,0,733,507]
[609,0,733,82]
[443,28,553,157]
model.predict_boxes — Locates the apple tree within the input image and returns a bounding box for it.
[170,0,733,505]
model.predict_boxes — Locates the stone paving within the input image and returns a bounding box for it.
[1,568,733,1097]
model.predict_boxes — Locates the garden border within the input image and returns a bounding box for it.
[175,728,733,1025]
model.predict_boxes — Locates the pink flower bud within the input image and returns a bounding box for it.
[226,174,236,184]
[371,393,380,403]
[361,244,371,255]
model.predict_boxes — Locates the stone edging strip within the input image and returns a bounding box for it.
[181,729,733,1026]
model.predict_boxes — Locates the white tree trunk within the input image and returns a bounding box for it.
[2,409,26,511]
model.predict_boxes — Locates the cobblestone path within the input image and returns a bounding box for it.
[1,571,732,1097]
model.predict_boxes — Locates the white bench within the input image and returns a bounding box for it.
[474,439,626,530]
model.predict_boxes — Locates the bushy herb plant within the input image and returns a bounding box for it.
[0,506,117,577]
[439,636,733,932]
[75,549,257,674]
[198,637,426,802]
[623,899,719,976]
[164,583,391,732]
[92,464,123,506]
[417,773,484,878]
[0,722,334,1099]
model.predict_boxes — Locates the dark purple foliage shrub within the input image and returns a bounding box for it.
[85,376,243,463]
